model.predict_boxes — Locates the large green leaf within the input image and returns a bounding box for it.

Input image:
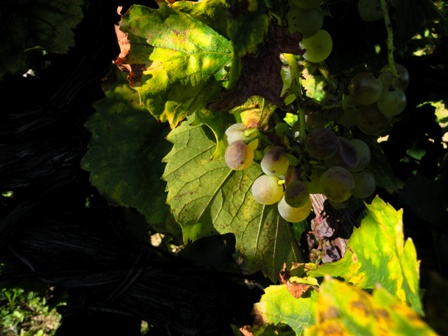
[0,0,84,79]
[118,4,232,128]
[162,116,301,280]
[81,72,176,234]
[307,196,423,315]
[305,277,437,336]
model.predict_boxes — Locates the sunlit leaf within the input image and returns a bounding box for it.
[305,277,437,336]
[307,196,423,315]
[81,71,177,234]
[162,116,301,280]
[253,283,318,335]
[117,4,232,128]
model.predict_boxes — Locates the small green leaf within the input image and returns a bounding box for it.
[305,277,437,336]
[81,71,176,234]
[307,196,423,315]
[118,4,232,128]
[253,283,318,335]
[163,116,300,280]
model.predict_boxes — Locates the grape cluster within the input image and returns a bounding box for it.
[220,2,410,225]
[339,64,410,136]
[223,122,375,223]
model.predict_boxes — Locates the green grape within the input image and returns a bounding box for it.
[285,180,309,207]
[376,86,407,117]
[251,175,284,205]
[278,195,312,223]
[289,0,321,9]
[325,137,360,171]
[348,72,383,105]
[305,166,325,194]
[304,127,339,160]
[356,104,391,136]
[338,94,360,128]
[224,140,254,170]
[300,29,333,63]
[260,146,289,176]
[379,63,410,92]
[319,166,355,203]
[287,6,324,38]
[349,139,371,171]
[352,170,376,199]
[225,123,250,144]
[358,0,383,22]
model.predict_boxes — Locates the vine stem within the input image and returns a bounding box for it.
[380,0,398,79]
[284,53,306,143]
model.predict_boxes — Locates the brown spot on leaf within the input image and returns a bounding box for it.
[287,281,311,299]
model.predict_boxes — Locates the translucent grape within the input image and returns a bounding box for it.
[376,86,407,117]
[358,0,383,22]
[278,195,312,223]
[251,175,284,205]
[348,72,383,105]
[290,0,321,9]
[287,6,324,38]
[356,104,391,136]
[319,166,355,203]
[338,94,359,127]
[300,30,333,63]
[285,180,309,208]
[349,139,371,171]
[224,140,254,170]
[379,63,410,92]
[225,123,250,144]
[352,170,376,199]
[305,166,325,194]
[304,127,339,160]
[325,137,360,171]
[260,146,289,176]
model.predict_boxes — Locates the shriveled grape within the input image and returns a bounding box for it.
[348,72,383,105]
[224,140,254,170]
[319,166,355,203]
[278,195,312,223]
[285,180,309,208]
[251,175,284,205]
[260,146,289,176]
[304,127,339,160]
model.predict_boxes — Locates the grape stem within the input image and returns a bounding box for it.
[284,53,307,143]
[380,0,399,80]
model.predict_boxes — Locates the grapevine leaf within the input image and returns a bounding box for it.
[307,196,423,315]
[117,4,232,128]
[162,116,300,280]
[253,283,318,335]
[305,277,437,336]
[0,0,84,79]
[172,0,230,39]
[81,71,178,235]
